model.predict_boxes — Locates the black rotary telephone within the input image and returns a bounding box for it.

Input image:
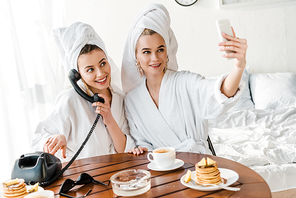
[11,69,104,186]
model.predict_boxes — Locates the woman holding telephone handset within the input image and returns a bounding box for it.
[32,22,135,161]
[123,4,248,155]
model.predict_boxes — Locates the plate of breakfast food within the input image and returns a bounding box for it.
[180,157,239,191]
[1,178,44,198]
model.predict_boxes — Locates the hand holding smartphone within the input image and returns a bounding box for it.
[216,19,235,58]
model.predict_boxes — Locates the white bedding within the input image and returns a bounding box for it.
[208,106,296,192]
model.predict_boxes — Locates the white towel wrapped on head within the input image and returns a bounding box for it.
[53,22,121,90]
[121,3,178,94]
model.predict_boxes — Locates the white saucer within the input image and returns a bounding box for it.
[180,168,239,191]
[147,159,184,171]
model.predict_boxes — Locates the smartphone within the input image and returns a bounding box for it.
[216,19,235,57]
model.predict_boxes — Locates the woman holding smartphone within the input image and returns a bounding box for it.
[122,4,248,155]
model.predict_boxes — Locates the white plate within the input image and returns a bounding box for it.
[180,168,239,191]
[26,185,44,192]
[148,159,184,171]
[0,185,44,198]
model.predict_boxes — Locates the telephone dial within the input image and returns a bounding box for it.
[11,69,104,186]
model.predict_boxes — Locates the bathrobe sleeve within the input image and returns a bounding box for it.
[115,109,136,152]
[111,90,136,152]
[180,71,245,120]
[125,106,154,151]
[118,117,136,152]
[31,90,76,159]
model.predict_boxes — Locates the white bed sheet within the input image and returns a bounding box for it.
[208,107,296,192]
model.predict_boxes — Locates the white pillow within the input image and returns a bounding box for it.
[250,73,296,110]
[207,67,254,112]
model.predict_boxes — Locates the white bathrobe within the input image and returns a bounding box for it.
[125,70,244,154]
[32,85,135,161]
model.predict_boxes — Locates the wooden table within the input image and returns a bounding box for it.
[45,152,271,197]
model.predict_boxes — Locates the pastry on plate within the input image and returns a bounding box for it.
[2,178,28,198]
[195,157,222,185]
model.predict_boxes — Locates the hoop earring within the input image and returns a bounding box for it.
[81,78,91,96]
[135,62,144,77]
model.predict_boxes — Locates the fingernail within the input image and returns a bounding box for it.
[222,32,226,35]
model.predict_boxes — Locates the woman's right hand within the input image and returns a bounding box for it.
[43,134,67,158]
[128,146,148,155]
[218,27,247,70]
[91,94,114,126]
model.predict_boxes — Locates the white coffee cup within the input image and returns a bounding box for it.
[24,190,54,198]
[147,147,176,168]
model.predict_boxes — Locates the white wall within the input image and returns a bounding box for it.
[63,0,296,78]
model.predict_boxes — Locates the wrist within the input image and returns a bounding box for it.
[104,116,116,127]
[233,65,245,75]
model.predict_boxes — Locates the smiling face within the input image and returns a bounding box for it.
[136,32,167,79]
[77,48,111,94]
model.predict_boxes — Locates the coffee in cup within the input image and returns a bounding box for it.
[154,148,169,153]
[147,147,175,168]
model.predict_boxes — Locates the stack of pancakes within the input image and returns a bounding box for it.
[2,178,28,198]
[195,157,222,185]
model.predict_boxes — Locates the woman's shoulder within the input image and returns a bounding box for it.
[41,88,86,123]
[56,88,80,102]
[54,88,87,110]
[125,81,145,101]
[174,70,203,78]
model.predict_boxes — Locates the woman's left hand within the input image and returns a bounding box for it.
[128,146,148,155]
[218,27,248,69]
[91,94,114,126]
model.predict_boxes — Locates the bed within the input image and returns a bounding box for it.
[207,68,296,193]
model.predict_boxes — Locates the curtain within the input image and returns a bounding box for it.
[0,0,66,182]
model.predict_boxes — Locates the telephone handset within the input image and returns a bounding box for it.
[68,69,105,103]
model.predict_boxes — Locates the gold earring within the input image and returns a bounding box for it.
[163,58,169,73]
[135,62,144,77]
[163,66,167,73]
